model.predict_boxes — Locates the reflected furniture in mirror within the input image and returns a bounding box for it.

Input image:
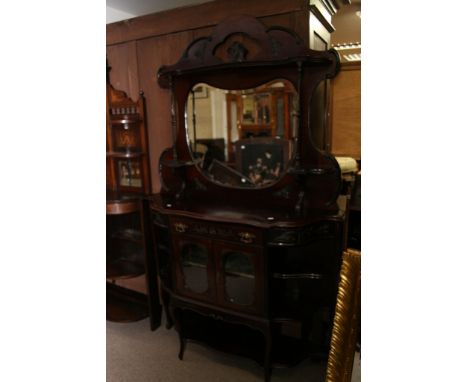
[151,16,345,381]
[106,77,161,329]
[186,80,297,185]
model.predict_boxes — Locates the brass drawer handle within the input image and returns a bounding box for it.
[209,313,223,321]
[239,232,256,244]
[174,222,188,233]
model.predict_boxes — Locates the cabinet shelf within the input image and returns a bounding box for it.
[178,308,309,368]
[106,283,148,322]
[225,271,255,279]
[183,261,206,268]
[110,117,141,124]
[111,228,143,243]
[107,257,145,279]
[179,308,266,365]
[107,151,146,158]
[272,272,324,280]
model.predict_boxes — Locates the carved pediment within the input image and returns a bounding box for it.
[158,15,339,88]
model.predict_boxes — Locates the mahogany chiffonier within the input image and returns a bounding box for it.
[150,16,345,381]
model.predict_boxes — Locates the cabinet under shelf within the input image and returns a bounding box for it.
[177,307,311,368]
[107,257,145,279]
[106,151,146,159]
[110,228,143,243]
[106,283,148,322]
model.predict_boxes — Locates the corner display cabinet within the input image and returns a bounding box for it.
[151,16,345,381]
[106,76,161,330]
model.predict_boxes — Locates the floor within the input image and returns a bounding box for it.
[107,317,361,382]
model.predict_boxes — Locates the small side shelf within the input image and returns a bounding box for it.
[106,197,148,321]
[106,81,151,194]
[106,72,161,329]
[106,198,140,215]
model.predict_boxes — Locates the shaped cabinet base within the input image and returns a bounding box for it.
[151,195,345,382]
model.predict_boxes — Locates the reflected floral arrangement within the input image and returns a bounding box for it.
[247,152,282,185]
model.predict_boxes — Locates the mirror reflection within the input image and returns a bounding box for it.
[186,80,298,188]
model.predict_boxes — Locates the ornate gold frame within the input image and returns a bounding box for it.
[326,249,361,382]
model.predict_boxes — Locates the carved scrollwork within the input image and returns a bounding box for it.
[157,16,340,89]
[227,41,249,62]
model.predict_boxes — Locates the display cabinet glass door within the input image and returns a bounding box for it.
[174,236,216,303]
[216,243,263,315]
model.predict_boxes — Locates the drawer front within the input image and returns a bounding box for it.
[267,221,337,246]
[169,217,263,246]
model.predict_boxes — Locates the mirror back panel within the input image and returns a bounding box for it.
[157,15,341,215]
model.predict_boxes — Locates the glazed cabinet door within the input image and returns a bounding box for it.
[173,235,217,304]
[214,242,264,315]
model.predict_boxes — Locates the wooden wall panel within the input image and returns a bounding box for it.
[106,41,140,101]
[106,0,306,45]
[136,32,195,193]
[330,62,361,159]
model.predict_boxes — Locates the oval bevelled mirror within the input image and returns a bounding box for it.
[185,80,299,188]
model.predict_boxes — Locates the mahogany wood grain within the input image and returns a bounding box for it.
[135,32,195,193]
[106,199,139,215]
[107,41,140,102]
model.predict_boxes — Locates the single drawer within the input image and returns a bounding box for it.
[169,217,262,246]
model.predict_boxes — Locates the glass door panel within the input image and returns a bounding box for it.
[222,251,255,306]
[181,243,209,294]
